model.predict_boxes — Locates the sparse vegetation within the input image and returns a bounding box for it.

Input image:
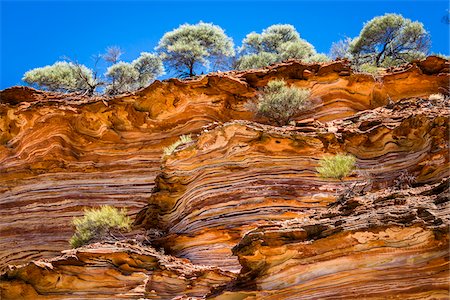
[236,24,329,70]
[163,135,193,157]
[21,17,436,94]
[356,63,380,76]
[105,52,164,95]
[317,154,356,180]
[255,79,311,126]
[22,61,97,93]
[69,206,131,248]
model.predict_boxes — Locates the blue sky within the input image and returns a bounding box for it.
[1,0,449,89]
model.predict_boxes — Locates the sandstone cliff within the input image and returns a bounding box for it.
[0,57,448,299]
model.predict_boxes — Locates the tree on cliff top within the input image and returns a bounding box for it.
[156,22,235,77]
[350,13,430,67]
[105,52,164,95]
[22,61,99,94]
[236,24,329,70]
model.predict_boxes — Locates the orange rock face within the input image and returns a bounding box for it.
[0,242,234,299]
[215,180,449,299]
[134,96,449,273]
[0,57,449,299]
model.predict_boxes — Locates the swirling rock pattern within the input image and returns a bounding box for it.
[0,57,449,299]
[214,179,449,299]
[0,241,234,299]
[134,96,449,272]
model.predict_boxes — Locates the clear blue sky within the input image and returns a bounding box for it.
[1,0,449,89]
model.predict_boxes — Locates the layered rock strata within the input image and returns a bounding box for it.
[0,242,234,299]
[134,95,449,272]
[2,57,446,268]
[0,57,448,299]
[214,179,449,299]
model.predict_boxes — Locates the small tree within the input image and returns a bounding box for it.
[256,79,311,126]
[239,24,302,55]
[350,13,430,67]
[317,154,356,181]
[237,24,325,70]
[22,61,97,94]
[105,62,140,95]
[103,46,123,64]
[131,52,164,88]
[156,22,235,77]
[70,205,131,248]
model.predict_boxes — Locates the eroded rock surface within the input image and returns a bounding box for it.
[214,180,449,299]
[0,57,449,299]
[0,242,234,299]
[134,96,449,272]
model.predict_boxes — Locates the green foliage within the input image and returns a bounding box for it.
[432,53,450,60]
[69,206,131,248]
[156,22,235,77]
[105,62,140,95]
[235,52,279,70]
[256,79,311,126]
[278,40,316,61]
[132,52,165,88]
[356,63,380,75]
[237,24,326,70]
[163,134,193,157]
[316,154,356,180]
[105,53,164,95]
[22,61,96,93]
[240,24,301,54]
[304,53,331,63]
[350,13,430,67]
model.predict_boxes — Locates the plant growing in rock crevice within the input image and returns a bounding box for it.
[253,79,311,126]
[163,134,193,157]
[317,154,357,203]
[69,205,131,248]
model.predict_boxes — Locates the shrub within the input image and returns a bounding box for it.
[163,134,193,157]
[69,206,131,248]
[316,154,356,180]
[356,63,380,76]
[22,61,96,93]
[256,79,311,126]
[235,52,279,70]
[304,53,331,63]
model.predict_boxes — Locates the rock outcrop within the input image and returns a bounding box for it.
[0,57,448,299]
[1,242,234,299]
[215,179,449,299]
[134,95,449,272]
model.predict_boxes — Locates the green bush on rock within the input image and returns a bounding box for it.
[69,205,131,248]
[256,79,311,126]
